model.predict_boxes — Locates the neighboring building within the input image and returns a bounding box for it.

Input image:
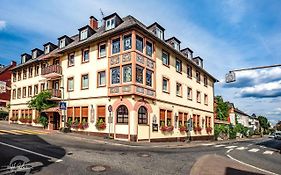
[9,13,217,142]
[249,114,260,131]
[235,108,250,128]
[0,61,17,111]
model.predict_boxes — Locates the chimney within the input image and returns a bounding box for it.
[89,16,98,29]
[11,61,17,66]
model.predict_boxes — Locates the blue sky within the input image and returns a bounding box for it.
[0,0,280,124]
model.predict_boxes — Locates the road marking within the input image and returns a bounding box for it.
[226,149,233,153]
[247,143,253,146]
[10,130,46,135]
[201,143,215,146]
[21,130,47,135]
[214,144,226,147]
[0,141,63,163]
[236,146,247,150]
[225,145,238,149]
[263,151,274,155]
[0,130,22,135]
[226,154,278,175]
[259,145,266,149]
[248,148,259,152]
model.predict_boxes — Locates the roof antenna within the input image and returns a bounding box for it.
[99,8,105,27]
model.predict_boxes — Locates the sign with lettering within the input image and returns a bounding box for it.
[0,81,6,93]
[108,105,112,112]
[152,124,158,131]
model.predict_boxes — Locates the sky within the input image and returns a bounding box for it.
[0,0,280,124]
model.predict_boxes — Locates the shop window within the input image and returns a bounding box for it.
[97,105,106,122]
[82,106,88,122]
[67,107,73,120]
[160,109,165,126]
[116,105,128,124]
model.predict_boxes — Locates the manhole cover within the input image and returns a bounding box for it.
[137,153,151,157]
[87,165,110,172]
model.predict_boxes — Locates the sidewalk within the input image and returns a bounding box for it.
[190,154,267,175]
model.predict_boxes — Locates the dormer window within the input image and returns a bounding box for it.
[59,38,65,48]
[106,17,115,31]
[22,55,26,63]
[80,29,88,40]
[155,28,163,40]
[32,51,37,59]
[147,22,165,40]
[173,42,180,51]
[44,45,50,54]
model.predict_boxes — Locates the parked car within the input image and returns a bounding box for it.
[269,132,275,138]
[274,132,281,140]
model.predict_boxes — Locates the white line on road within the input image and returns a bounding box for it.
[248,148,259,152]
[226,154,278,175]
[263,151,274,155]
[0,141,63,163]
[225,145,238,149]
[259,145,266,149]
[247,143,253,146]
[214,144,226,147]
[201,143,215,146]
[236,147,247,150]
[226,149,233,153]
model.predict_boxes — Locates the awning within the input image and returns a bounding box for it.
[42,107,61,115]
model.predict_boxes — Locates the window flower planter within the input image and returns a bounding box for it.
[179,125,187,132]
[19,117,27,123]
[96,118,106,130]
[10,116,18,123]
[194,126,202,133]
[26,116,32,124]
[160,125,174,132]
[206,127,212,134]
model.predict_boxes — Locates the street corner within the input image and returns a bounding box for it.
[189,154,266,175]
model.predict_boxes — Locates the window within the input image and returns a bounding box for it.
[12,89,16,99]
[136,66,143,84]
[97,71,106,87]
[28,86,32,97]
[196,70,201,83]
[67,77,74,91]
[146,41,153,57]
[82,49,89,62]
[34,85,38,95]
[22,87,26,98]
[97,106,106,122]
[105,18,115,31]
[173,42,180,51]
[28,67,33,78]
[35,65,40,76]
[99,43,106,58]
[32,51,37,59]
[160,109,165,126]
[187,87,192,100]
[204,75,208,86]
[162,78,169,92]
[23,69,27,79]
[40,83,45,91]
[82,106,88,122]
[136,35,143,52]
[68,54,75,67]
[44,45,50,54]
[116,105,128,124]
[123,34,132,51]
[80,29,88,40]
[155,28,163,40]
[176,59,182,73]
[176,83,182,97]
[204,94,208,105]
[146,70,153,87]
[162,51,169,66]
[112,38,120,54]
[167,110,172,126]
[59,38,65,48]
[196,91,201,103]
[111,67,120,84]
[138,106,147,124]
[123,65,132,83]
[17,88,21,99]
[81,74,89,89]
[13,73,16,82]
[187,65,192,78]
[18,71,21,81]
[53,58,60,65]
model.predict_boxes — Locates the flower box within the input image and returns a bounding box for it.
[96,122,106,130]
[160,125,174,132]
[179,125,187,132]
[194,126,202,132]
[206,127,212,133]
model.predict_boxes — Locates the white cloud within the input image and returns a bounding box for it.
[221,0,247,25]
[266,108,281,115]
[0,20,6,30]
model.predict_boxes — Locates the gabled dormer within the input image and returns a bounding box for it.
[21,53,32,64]
[104,13,123,31]
[181,47,193,59]
[165,37,181,51]
[147,22,165,40]
[57,35,74,49]
[78,25,95,41]
[43,42,58,54]
[192,56,203,68]
[31,48,43,59]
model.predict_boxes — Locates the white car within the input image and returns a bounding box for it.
[274,132,281,140]
[269,132,275,138]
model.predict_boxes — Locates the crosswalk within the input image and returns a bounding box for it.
[202,143,277,155]
[0,129,50,136]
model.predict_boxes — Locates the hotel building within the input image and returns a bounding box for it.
[9,13,217,142]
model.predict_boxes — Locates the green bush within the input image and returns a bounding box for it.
[0,111,9,120]
[214,124,229,140]
[39,116,48,128]
[229,124,237,139]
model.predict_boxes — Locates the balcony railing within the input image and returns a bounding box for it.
[48,89,61,98]
[41,65,62,78]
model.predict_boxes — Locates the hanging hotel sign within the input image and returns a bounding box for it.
[225,71,236,83]
[0,81,6,93]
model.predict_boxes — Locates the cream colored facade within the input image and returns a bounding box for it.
[9,13,216,142]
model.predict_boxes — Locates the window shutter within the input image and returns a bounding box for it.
[167,110,172,119]
[97,106,106,118]
[67,107,73,117]
[74,107,80,117]
[82,106,88,117]
[160,109,165,120]
[22,110,25,117]
[179,112,183,122]
[184,113,188,122]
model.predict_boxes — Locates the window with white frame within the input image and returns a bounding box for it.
[59,38,65,48]
[67,77,74,91]
[162,51,169,66]
[196,91,201,103]
[82,49,89,62]
[44,45,50,54]
[162,78,169,92]
[204,94,208,105]
[68,54,75,67]
[97,71,106,87]
[176,83,182,96]
[204,75,208,86]
[187,65,192,78]
[196,70,201,83]
[187,87,192,100]
[155,27,163,40]
[80,29,88,40]
[105,17,115,31]
[176,59,182,73]
[81,74,89,89]
[99,43,106,58]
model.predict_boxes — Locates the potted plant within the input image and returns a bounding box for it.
[206,126,213,133]
[66,118,72,128]
[10,116,18,123]
[160,121,174,132]
[179,125,187,132]
[95,118,106,130]
[19,116,26,123]
[194,126,202,133]
[82,118,89,129]
[26,116,32,124]
[71,119,79,129]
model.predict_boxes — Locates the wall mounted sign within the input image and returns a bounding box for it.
[152,124,158,131]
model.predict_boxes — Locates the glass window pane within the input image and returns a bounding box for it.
[146,70,152,87]
[136,36,143,52]
[111,67,120,84]
[136,66,143,84]
[123,65,132,83]
[146,41,152,56]
[123,34,132,51]
[83,50,89,62]
[112,38,120,54]
[99,44,106,57]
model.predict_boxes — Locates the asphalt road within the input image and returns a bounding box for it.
[0,122,280,175]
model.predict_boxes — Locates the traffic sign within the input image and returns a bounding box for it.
[59,102,67,110]
[108,105,112,112]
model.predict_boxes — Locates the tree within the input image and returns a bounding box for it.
[215,96,229,121]
[28,90,56,113]
[258,116,270,134]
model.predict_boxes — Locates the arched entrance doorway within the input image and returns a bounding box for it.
[137,106,150,141]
